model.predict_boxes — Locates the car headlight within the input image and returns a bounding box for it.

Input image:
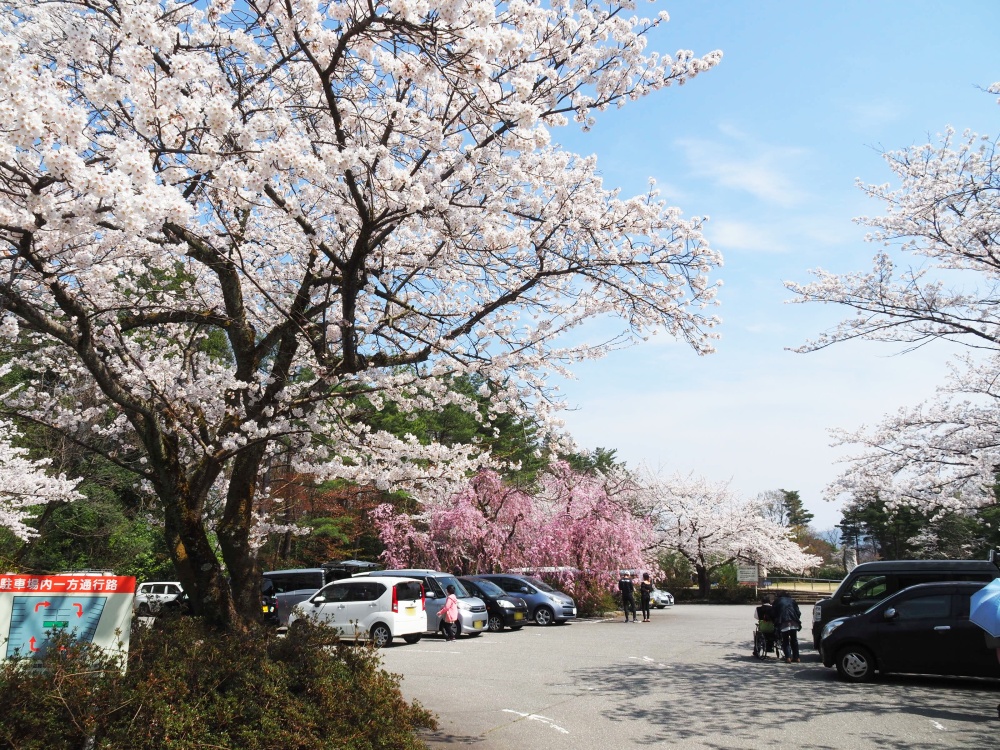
[821,618,847,641]
[458,601,471,610]
[498,600,514,609]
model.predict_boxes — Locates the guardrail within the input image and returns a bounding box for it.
[761,576,841,592]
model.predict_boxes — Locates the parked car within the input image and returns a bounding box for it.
[471,574,576,625]
[651,588,674,608]
[820,580,1000,682]
[264,562,385,626]
[288,576,426,647]
[458,576,529,632]
[811,557,1000,649]
[134,581,184,616]
[358,569,488,637]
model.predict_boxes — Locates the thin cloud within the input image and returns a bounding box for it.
[675,127,811,207]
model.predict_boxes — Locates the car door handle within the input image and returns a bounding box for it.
[933,626,951,631]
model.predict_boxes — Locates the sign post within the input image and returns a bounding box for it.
[0,574,135,664]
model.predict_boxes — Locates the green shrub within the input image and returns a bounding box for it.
[672,586,760,604]
[0,617,435,750]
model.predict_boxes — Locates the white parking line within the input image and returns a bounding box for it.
[502,709,570,734]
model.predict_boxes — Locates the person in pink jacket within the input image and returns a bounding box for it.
[438,585,460,641]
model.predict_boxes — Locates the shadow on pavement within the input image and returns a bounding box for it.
[567,653,999,749]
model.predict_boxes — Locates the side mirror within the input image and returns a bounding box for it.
[312,596,326,605]
[519,587,530,594]
[883,607,897,621]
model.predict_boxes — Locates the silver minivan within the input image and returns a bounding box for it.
[358,569,489,637]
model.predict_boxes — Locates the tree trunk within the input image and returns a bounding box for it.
[162,487,240,630]
[217,446,268,626]
[695,564,711,598]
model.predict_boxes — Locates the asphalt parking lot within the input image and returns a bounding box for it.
[378,604,999,749]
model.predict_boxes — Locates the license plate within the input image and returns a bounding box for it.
[405,607,416,615]
[514,612,524,620]
[473,620,484,629]
[261,605,270,613]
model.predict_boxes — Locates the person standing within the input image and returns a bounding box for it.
[639,573,653,622]
[773,591,801,663]
[618,572,637,622]
[438,584,460,641]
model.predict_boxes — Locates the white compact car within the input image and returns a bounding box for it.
[287,576,426,647]
[651,588,674,608]
[134,581,184,616]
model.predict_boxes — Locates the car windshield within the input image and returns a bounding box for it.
[526,577,555,593]
[473,579,505,598]
[438,576,471,598]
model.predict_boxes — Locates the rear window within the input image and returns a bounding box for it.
[265,571,324,593]
[395,582,423,602]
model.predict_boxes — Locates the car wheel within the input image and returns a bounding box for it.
[533,606,554,626]
[487,615,505,632]
[402,634,421,644]
[138,603,151,617]
[835,645,876,683]
[370,623,392,648]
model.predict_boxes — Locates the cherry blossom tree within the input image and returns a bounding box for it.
[0,0,722,626]
[372,462,655,585]
[0,367,83,539]
[788,85,1000,520]
[642,472,820,595]
[824,353,1000,514]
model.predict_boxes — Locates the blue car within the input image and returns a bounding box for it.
[470,574,576,625]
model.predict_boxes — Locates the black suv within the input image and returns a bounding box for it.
[820,580,1000,682]
[811,558,999,649]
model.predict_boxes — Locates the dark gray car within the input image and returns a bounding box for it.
[471,574,576,625]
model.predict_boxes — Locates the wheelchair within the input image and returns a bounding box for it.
[752,621,780,660]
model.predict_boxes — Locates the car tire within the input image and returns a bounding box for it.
[402,634,421,644]
[138,603,151,617]
[487,615,505,632]
[533,606,554,626]
[834,645,876,683]
[370,623,392,648]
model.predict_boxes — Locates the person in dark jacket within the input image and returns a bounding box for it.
[773,591,802,663]
[639,573,653,622]
[618,572,637,622]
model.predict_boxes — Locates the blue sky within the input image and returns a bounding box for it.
[550,1,1000,530]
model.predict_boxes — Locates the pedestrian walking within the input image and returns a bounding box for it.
[618,571,637,622]
[438,584,460,641]
[773,590,801,663]
[639,573,653,622]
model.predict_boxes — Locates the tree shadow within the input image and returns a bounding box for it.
[567,655,999,749]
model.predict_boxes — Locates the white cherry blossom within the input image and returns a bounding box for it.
[0,0,722,626]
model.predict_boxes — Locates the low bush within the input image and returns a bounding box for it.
[672,586,760,604]
[0,617,435,750]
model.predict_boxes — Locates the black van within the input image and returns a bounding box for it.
[810,557,1000,649]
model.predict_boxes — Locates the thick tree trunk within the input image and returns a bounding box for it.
[695,564,711,598]
[217,446,267,625]
[162,487,240,630]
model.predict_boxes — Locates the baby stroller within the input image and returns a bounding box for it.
[753,620,780,660]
